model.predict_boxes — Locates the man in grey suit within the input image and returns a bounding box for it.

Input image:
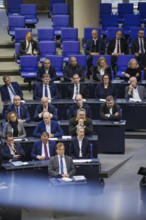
[48,142,76,178]
[125,76,146,101]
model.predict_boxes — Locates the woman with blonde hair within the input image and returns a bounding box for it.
[3,111,26,138]
[93,56,112,81]
[124,58,141,81]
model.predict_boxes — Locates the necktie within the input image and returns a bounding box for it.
[117,40,120,53]
[44,144,49,160]
[9,85,16,95]
[45,85,48,97]
[140,39,144,54]
[94,39,96,46]
[76,84,78,95]
[16,107,20,119]
[60,156,64,174]
[26,42,30,53]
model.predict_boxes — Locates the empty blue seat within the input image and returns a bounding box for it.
[62,41,80,63]
[61,28,78,42]
[20,55,38,79]
[116,55,135,78]
[20,4,38,26]
[46,55,63,78]
[52,3,69,15]
[100,3,112,23]
[101,15,118,36]
[39,41,56,62]
[8,15,25,37]
[15,28,32,43]
[83,27,101,48]
[37,28,54,42]
[6,0,22,16]
[52,15,70,36]
[49,0,65,17]
[117,3,133,23]
[123,14,140,36]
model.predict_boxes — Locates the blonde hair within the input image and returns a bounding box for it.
[7,111,17,122]
[128,59,139,68]
[97,56,107,71]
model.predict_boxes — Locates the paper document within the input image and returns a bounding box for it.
[62,136,71,139]
[99,99,106,102]
[62,177,73,182]
[73,176,86,182]
[129,98,142,102]
[73,159,92,163]
[11,161,29,166]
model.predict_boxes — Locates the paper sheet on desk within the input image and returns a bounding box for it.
[62,177,73,182]
[49,138,58,140]
[14,138,28,142]
[73,175,86,182]
[62,136,71,139]
[73,159,92,163]
[99,99,106,102]
[129,98,142,102]
[11,161,29,166]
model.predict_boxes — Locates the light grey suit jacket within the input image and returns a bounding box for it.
[48,155,76,177]
[3,122,26,138]
[125,85,146,100]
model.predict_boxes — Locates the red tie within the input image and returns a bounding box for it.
[44,144,49,160]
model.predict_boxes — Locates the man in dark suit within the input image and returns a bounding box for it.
[48,142,76,178]
[31,132,56,160]
[125,76,146,101]
[69,108,93,136]
[107,30,129,65]
[67,94,92,119]
[85,29,105,78]
[34,96,58,121]
[19,32,39,57]
[100,95,121,121]
[69,127,91,159]
[37,58,58,82]
[0,75,23,102]
[33,112,63,138]
[5,95,31,123]
[0,133,25,163]
[66,73,89,99]
[33,73,60,100]
[131,29,146,71]
[63,56,85,82]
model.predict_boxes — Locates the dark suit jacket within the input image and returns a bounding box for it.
[125,85,146,100]
[33,82,60,100]
[107,38,129,55]
[19,39,39,56]
[0,82,23,102]
[63,64,84,82]
[100,103,121,121]
[37,65,58,82]
[33,120,63,138]
[5,104,31,122]
[66,83,89,99]
[69,137,91,159]
[48,155,76,177]
[93,66,112,81]
[31,140,56,160]
[94,83,117,99]
[131,38,146,54]
[69,117,93,136]
[0,142,25,163]
[85,38,105,55]
[67,103,92,119]
[34,104,58,121]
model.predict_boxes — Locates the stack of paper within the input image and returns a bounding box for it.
[73,176,86,182]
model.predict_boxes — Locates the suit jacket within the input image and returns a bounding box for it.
[37,65,58,82]
[93,66,112,81]
[100,103,121,121]
[5,104,31,122]
[107,38,129,55]
[66,83,89,99]
[33,120,63,138]
[131,38,146,54]
[34,104,58,121]
[48,155,76,177]
[0,82,23,102]
[125,85,146,100]
[94,83,117,99]
[19,39,39,56]
[31,140,56,160]
[69,117,93,136]
[67,103,92,119]
[3,122,26,139]
[85,38,105,55]
[33,82,60,100]
[63,64,84,82]
[124,67,141,81]
[69,137,91,159]
[0,142,25,163]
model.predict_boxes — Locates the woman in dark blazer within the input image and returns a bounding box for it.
[124,58,141,81]
[69,127,91,159]
[93,56,112,81]
[94,74,117,99]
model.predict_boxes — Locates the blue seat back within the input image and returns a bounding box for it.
[62,41,80,57]
[123,15,140,33]
[61,28,78,41]
[45,55,63,71]
[100,3,112,14]
[69,55,86,68]
[20,55,38,70]
[53,3,69,15]
[7,0,22,15]
[118,3,133,19]
[102,15,118,31]
[39,41,56,61]
[53,15,70,29]
[37,28,54,42]
[117,55,135,71]
[8,16,25,34]
[21,4,37,17]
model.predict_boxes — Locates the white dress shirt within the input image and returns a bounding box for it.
[78,139,82,157]
[132,87,141,101]
[72,83,80,99]
[45,123,51,134]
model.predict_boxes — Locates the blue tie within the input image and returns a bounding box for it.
[45,86,48,97]
[16,107,20,118]
[60,156,64,174]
